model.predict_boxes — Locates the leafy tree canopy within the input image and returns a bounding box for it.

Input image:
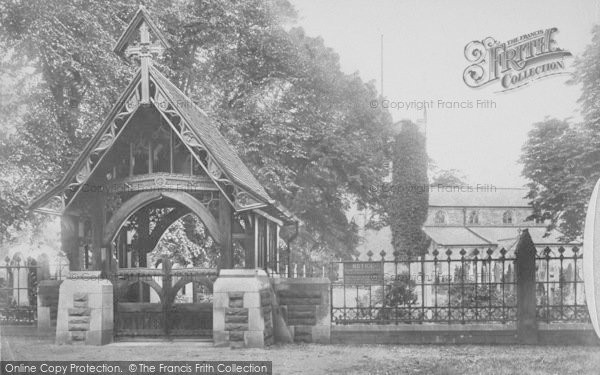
[0,0,392,261]
[520,25,600,241]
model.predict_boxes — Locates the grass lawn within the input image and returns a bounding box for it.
[2,329,600,375]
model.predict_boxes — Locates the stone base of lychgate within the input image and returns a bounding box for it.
[213,269,274,348]
[55,274,113,345]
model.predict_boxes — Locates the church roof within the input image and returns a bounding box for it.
[429,188,530,208]
[423,227,492,247]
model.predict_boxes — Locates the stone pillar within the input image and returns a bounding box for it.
[213,269,273,348]
[55,272,113,345]
[516,229,538,344]
[271,277,331,344]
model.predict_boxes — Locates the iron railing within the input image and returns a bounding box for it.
[329,248,518,325]
[0,258,39,325]
[283,244,589,326]
[535,246,588,323]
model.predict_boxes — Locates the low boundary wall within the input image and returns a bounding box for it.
[331,323,599,345]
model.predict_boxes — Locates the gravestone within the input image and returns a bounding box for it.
[12,261,29,306]
[37,254,51,281]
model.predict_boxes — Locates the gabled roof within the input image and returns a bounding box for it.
[113,5,170,55]
[29,7,296,225]
[149,67,273,205]
[28,66,296,222]
[28,70,142,211]
[423,227,492,247]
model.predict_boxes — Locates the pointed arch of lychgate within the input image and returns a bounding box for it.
[102,190,222,247]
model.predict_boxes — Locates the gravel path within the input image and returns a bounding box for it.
[2,329,600,375]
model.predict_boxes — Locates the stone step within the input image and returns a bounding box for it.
[278,290,322,299]
[287,318,317,325]
[287,305,318,312]
[68,308,91,316]
[287,309,316,319]
[279,297,321,305]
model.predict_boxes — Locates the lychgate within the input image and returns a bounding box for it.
[29,5,297,346]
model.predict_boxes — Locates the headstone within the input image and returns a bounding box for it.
[38,279,63,331]
[37,254,51,281]
[12,259,29,306]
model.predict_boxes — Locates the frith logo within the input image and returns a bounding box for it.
[463,28,572,91]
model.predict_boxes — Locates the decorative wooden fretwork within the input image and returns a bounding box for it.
[108,173,217,194]
[150,83,264,212]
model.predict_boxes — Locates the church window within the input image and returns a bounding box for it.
[502,210,513,224]
[467,210,479,225]
[434,210,447,224]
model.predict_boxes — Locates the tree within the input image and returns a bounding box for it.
[520,25,600,241]
[520,118,592,240]
[386,121,429,259]
[429,167,467,187]
[0,0,392,261]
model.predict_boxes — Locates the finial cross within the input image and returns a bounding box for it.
[114,6,170,104]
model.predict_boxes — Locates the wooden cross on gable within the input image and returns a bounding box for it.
[114,5,170,104]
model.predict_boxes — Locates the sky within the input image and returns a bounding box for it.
[290,0,600,188]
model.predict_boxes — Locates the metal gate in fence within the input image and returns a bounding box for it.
[112,263,217,339]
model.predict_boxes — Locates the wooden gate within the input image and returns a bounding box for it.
[112,263,217,339]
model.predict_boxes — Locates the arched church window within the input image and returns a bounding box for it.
[502,210,513,224]
[434,210,447,224]
[467,210,479,225]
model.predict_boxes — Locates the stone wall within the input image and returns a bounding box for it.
[271,278,330,344]
[331,323,599,345]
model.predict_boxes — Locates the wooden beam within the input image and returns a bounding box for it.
[61,215,80,271]
[254,213,259,269]
[219,195,233,269]
[253,209,284,227]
